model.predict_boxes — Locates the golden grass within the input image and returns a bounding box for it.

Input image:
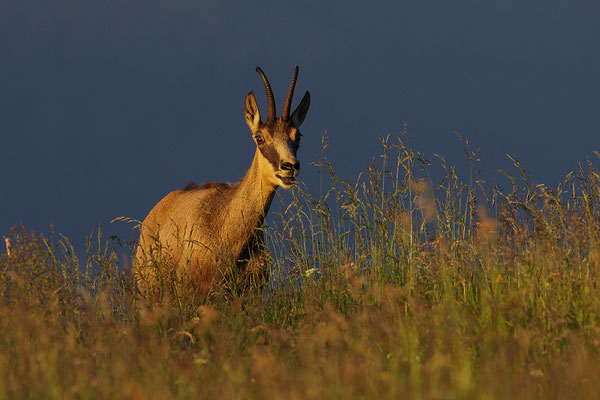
[1,135,600,399]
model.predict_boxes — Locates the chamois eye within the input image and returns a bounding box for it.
[255,136,264,145]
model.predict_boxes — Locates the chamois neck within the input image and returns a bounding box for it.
[218,150,278,253]
[235,149,278,215]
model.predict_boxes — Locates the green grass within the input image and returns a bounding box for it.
[2,134,600,399]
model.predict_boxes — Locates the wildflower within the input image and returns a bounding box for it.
[4,236,11,257]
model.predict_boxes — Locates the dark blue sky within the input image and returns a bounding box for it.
[1,0,599,247]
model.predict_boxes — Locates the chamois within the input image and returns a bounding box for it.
[135,66,310,297]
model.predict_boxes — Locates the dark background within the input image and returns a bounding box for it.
[1,0,599,250]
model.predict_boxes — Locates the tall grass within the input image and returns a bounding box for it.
[1,135,600,399]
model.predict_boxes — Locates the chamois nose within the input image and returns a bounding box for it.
[281,161,300,171]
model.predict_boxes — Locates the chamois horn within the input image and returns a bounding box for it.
[255,66,276,122]
[282,66,299,121]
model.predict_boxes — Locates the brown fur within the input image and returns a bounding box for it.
[135,67,310,299]
[182,182,201,191]
[136,153,277,298]
[182,181,232,192]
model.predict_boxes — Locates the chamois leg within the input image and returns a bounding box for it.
[240,230,270,290]
[244,249,271,290]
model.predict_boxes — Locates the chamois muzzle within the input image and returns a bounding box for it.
[276,160,300,187]
[280,161,300,172]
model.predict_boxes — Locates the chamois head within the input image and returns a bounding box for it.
[244,66,311,189]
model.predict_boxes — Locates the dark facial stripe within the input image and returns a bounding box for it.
[259,143,280,170]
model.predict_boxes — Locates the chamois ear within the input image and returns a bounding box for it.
[244,90,261,133]
[290,91,310,128]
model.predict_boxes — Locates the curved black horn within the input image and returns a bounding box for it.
[255,67,276,122]
[282,66,299,121]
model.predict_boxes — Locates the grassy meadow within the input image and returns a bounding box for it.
[1,134,600,399]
